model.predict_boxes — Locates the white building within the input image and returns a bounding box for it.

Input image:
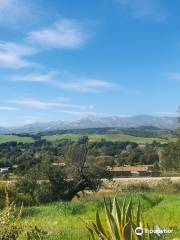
[0,167,9,173]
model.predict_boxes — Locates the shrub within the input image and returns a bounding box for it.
[125,183,151,193]
[0,183,17,209]
[37,183,53,204]
[15,193,36,207]
[0,190,23,240]
[16,175,39,203]
[0,183,37,208]
[152,179,180,194]
[27,226,48,240]
[140,194,164,207]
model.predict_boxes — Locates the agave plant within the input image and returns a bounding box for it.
[86,197,157,240]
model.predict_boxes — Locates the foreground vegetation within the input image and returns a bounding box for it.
[0,178,180,239]
[5,192,178,239]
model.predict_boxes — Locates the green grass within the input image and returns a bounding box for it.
[88,133,166,143]
[19,192,180,240]
[0,133,172,144]
[42,133,166,144]
[0,135,34,144]
[42,134,80,142]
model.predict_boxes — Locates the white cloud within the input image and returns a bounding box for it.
[12,99,53,109]
[24,118,36,125]
[60,110,100,116]
[0,42,36,56]
[167,72,180,81]
[27,19,88,49]
[60,79,117,92]
[8,72,56,83]
[117,0,167,21]
[7,99,93,111]
[156,112,178,117]
[0,106,18,111]
[7,71,117,92]
[0,0,32,26]
[0,42,37,68]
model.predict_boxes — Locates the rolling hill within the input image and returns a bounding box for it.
[0,115,179,134]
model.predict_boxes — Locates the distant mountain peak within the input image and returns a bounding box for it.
[0,115,179,134]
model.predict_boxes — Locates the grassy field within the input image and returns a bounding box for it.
[42,133,167,144]
[0,135,34,144]
[0,133,172,144]
[19,192,180,240]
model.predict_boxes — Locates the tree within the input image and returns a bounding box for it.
[44,136,109,201]
[160,140,180,172]
[16,171,39,203]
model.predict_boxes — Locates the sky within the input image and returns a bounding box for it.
[0,0,180,126]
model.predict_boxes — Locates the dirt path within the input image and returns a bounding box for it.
[1,176,180,185]
[102,176,180,188]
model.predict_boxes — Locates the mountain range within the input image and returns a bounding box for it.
[0,115,179,134]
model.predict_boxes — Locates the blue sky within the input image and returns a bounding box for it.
[0,0,180,126]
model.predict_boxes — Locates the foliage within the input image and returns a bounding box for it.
[0,133,164,178]
[42,136,108,201]
[27,226,48,240]
[86,197,158,240]
[124,183,151,193]
[16,193,179,240]
[16,173,39,204]
[160,140,180,172]
[0,190,23,240]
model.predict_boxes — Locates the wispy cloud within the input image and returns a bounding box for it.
[59,110,100,116]
[156,111,178,117]
[117,0,167,21]
[27,19,88,49]
[8,71,56,83]
[0,0,32,27]
[7,71,117,92]
[0,106,18,111]
[7,98,94,111]
[24,118,36,125]
[0,41,37,68]
[0,17,91,69]
[167,72,180,81]
[59,79,117,92]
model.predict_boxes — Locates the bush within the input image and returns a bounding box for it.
[37,183,53,204]
[0,191,23,240]
[0,183,17,208]
[0,183,6,208]
[152,179,180,193]
[0,183,38,208]
[15,193,36,206]
[54,201,86,216]
[124,183,151,192]
[27,226,48,240]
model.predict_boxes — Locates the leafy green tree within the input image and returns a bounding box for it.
[160,140,180,172]
[44,136,109,201]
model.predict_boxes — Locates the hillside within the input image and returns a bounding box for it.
[0,115,179,135]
